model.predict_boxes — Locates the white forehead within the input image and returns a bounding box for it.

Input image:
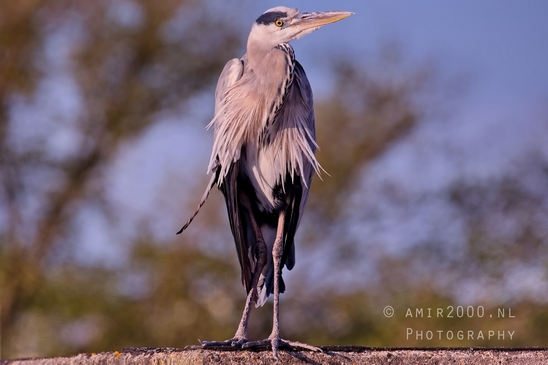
[263,6,299,16]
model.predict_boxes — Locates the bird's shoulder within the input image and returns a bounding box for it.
[293,61,311,88]
[215,58,244,112]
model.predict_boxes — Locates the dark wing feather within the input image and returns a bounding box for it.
[281,175,302,271]
[219,161,253,292]
[279,61,315,272]
[176,169,220,234]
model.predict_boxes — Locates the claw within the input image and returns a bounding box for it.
[241,339,271,349]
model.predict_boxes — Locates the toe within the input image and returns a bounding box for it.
[271,338,279,359]
[230,339,248,347]
[241,339,270,349]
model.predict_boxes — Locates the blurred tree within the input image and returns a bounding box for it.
[442,151,548,302]
[0,0,241,357]
[2,0,547,359]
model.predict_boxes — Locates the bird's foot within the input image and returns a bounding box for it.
[243,337,322,359]
[199,337,248,348]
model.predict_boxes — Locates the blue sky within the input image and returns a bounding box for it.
[248,1,548,105]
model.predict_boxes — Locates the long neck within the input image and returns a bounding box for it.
[246,35,294,84]
[245,25,295,73]
[246,32,272,73]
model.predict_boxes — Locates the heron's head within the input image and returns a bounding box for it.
[249,6,353,49]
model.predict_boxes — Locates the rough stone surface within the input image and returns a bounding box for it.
[2,347,548,365]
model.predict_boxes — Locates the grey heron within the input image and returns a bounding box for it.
[177,6,352,359]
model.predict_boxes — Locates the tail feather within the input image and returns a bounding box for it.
[256,268,285,307]
[176,169,219,234]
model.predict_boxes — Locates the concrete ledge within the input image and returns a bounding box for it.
[2,347,548,364]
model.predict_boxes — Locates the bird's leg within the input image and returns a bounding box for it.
[200,193,267,348]
[242,211,285,358]
[199,288,255,347]
[229,205,268,346]
[268,209,285,359]
[243,210,322,359]
[232,192,268,343]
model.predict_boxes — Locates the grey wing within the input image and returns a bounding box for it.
[215,58,244,114]
[176,58,244,234]
[215,58,256,291]
[281,61,315,271]
[256,61,315,304]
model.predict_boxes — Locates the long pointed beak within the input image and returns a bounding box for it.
[295,10,354,30]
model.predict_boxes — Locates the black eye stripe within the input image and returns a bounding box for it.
[256,11,287,25]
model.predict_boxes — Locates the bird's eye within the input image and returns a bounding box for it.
[275,19,284,27]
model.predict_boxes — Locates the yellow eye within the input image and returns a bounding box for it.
[275,19,284,27]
